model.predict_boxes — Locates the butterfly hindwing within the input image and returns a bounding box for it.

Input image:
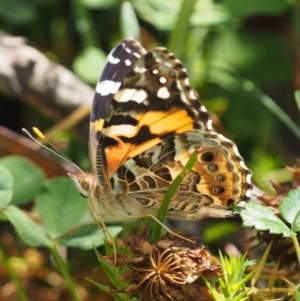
[109,130,252,218]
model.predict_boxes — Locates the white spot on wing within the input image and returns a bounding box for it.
[206,119,213,130]
[116,88,148,103]
[159,77,167,84]
[200,106,208,112]
[132,89,148,103]
[184,78,190,86]
[157,87,170,99]
[109,55,120,64]
[239,160,249,170]
[125,59,131,66]
[189,90,196,99]
[231,143,240,157]
[96,80,121,96]
[134,65,147,73]
[246,173,252,185]
[107,124,137,137]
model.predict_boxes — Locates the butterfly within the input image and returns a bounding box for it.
[69,38,252,224]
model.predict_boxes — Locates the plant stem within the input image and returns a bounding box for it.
[291,236,300,271]
[70,0,98,48]
[168,0,197,58]
[253,88,300,140]
[50,244,82,301]
[0,243,30,301]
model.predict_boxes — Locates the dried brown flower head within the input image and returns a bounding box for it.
[103,232,221,301]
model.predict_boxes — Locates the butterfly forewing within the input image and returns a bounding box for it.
[100,48,213,179]
[89,38,146,173]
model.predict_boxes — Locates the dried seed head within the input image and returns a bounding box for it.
[103,232,221,301]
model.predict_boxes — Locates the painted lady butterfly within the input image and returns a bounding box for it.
[69,38,252,223]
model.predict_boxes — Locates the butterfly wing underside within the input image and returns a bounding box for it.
[89,38,146,174]
[95,46,252,217]
[113,131,251,218]
[99,48,212,181]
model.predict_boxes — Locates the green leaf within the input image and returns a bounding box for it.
[223,0,291,17]
[57,225,122,249]
[73,46,107,84]
[86,278,109,293]
[279,187,300,232]
[79,0,119,9]
[4,205,51,247]
[87,278,127,301]
[0,0,37,25]
[120,1,140,40]
[213,31,291,85]
[0,165,14,209]
[217,252,253,299]
[97,255,126,292]
[36,177,88,238]
[203,220,239,244]
[190,0,231,27]
[0,156,45,206]
[238,201,295,237]
[132,0,180,30]
[296,284,300,301]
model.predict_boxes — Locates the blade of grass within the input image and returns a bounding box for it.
[210,65,300,140]
[295,91,300,113]
[251,240,273,286]
[167,0,197,57]
[50,244,82,301]
[70,0,98,48]
[254,87,300,140]
[291,235,300,270]
[268,262,280,298]
[0,243,30,301]
[150,152,197,244]
[120,1,140,40]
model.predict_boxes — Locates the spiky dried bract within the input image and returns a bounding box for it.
[254,164,300,273]
[103,232,221,301]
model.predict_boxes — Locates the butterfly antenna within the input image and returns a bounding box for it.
[22,127,83,173]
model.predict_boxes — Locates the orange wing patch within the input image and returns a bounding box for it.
[104,109,195,177]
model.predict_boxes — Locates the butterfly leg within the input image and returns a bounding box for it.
[88,195,118,263]
[128,214,195,245]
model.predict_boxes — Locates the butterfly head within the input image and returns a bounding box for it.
[69,172,95,198]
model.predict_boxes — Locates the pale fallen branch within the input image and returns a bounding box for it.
[0,33,94,120]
